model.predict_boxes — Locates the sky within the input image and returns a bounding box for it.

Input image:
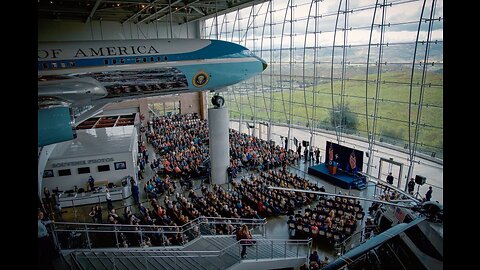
[204,0,443,54]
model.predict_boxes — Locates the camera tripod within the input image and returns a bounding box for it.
[414,184,423,200]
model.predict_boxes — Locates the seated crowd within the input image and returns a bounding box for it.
[228,129,298,174]
[287,194,365,244]
[231,169,320,216]
[146,113,209,179]
[58,113,363,249]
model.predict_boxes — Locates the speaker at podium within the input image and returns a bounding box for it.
[415,175,426,185]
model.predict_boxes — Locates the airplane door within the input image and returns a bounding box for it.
[377,158,404,189]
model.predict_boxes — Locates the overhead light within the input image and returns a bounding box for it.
[141,4,145,8]
[117,3,120,7]
[50,1,53,3]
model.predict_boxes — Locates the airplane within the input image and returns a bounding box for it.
[38,38,268,147]
[269,183,443,270]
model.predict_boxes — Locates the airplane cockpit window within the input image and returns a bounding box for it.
[241,50,254,57]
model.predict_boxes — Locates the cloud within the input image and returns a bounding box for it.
[205,0,443,51]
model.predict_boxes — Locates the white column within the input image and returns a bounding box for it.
[208,107,230,185]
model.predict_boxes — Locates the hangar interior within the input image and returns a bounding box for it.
[38,0,443,269]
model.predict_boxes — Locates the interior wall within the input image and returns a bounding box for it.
[103,93,204,122]
[44,152,136,192]
[38,19,200,41]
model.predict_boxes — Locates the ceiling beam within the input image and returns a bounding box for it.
[39,7,91,14]
[190,3,227,8]
[137,0,184,24]
[122,0,165,24]
[86,0,104,23]
[190,5,205,15]
[184,0,268,25]
[153,0,203,23]
[104,0,151,4]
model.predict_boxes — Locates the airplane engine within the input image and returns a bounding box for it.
[38,105,77,147]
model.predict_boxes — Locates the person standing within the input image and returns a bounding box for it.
[314,148,320,164]
[38,210,54,270]
[95,205,103,223]
[297,144,302,160]
[88,176,95,191]
[131,181,140,204]
[237,224,253,259]
[386,172,394,185]
[43,187,52,212]
[407,178,415,195]
[106,189,113,212]
[425,186,433,201]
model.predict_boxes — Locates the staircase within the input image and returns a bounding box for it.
[53,217,310,270]
[353,175,367,190]
[70,235,310,270]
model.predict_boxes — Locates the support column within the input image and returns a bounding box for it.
[287,127,292,152]
[239,114,243,134]
[138,99,149,126]
[198,92,208,120]
[267,123,272,142]
[208,107,230,185]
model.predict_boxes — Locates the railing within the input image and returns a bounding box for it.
[72,237,312,270]
[52,216,267,250]
[334,225,377,256]
[241,238,312,260]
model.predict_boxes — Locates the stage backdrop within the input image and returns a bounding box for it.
[324,142,364,172]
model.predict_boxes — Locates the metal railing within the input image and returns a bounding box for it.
[335,225,377,256]
[72,237,312,270]
[52,216,267,250]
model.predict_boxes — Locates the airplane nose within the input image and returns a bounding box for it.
[262,60,268,71]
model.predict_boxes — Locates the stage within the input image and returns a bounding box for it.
[307,163,366,190]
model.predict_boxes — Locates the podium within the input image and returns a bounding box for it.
[328,163,338,175]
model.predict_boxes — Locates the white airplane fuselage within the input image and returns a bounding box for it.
[38,39,267,105]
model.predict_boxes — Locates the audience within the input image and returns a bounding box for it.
[56,113,364,251]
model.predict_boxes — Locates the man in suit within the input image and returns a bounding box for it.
[425,186,433,201]
[407,178,415,195]
[386,173,394,185]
